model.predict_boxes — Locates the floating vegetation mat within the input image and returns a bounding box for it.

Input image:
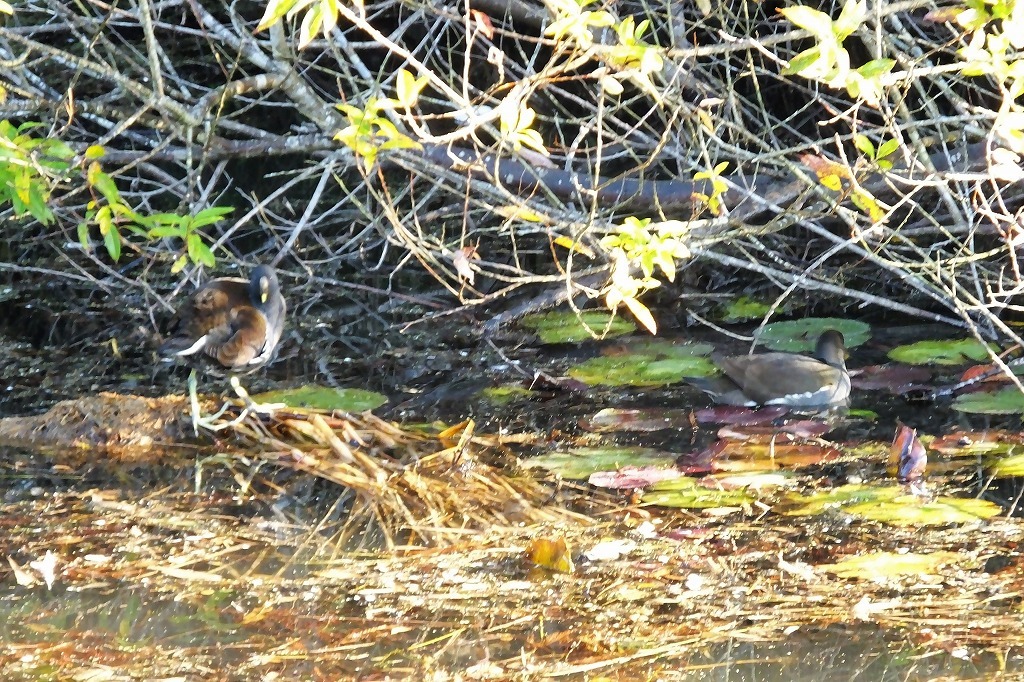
[3,396,1024,678]
[215,403,595,547]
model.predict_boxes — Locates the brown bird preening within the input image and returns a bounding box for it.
[694,329,851,409]
[160,265,286,374]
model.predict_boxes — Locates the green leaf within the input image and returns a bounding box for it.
[298,1,323,49]
[853,134,875,157]
[521,311,636,344]
[857,58,896,78]
[256,0,303,32]
[989,450,1024,476]
[954,388,1024,415]
[186,232,203,263]
[783,47,823,75]
[643,477,755,509]
[192,239,216,268]
[755,318,872,352]
[189,206,233,229]
[721,296,773,323]
[171,254,189,274]
[825,551,963,579]
[887,338,997,365]
[100,214,121,262]
[253,385,388,411]
[395,69,428,109]
[834,0,866,39]
[88,166,121,205]
[77,222,90,251]
[846,496,1001,525]
[567,340,716,387]
[779,6,834,39]
[149,225,186,239]
[850,189,886,222]
[876,138,900,159]
[780,484,1002,524]
[527,446,675,480]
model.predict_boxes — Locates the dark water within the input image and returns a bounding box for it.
[3,299,1024,679]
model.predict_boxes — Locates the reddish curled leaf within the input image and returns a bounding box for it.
[469,9,494,38]
[891,423,927,483]
[922,7,961,23]
[675,440,725,474]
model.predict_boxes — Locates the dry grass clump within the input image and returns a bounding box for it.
[217,404,595,546]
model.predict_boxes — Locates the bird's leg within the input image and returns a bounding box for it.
[229,375,283,414]
[188,369,233,434]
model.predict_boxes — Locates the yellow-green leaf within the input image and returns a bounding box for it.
[622,296,657,335]
[395,69,428,109]
[256,0,303,32]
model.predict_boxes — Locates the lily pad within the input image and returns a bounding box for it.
[526,447,675,480]
[824,551,963,579]
[643,477,756,509]
[988,449,1024,476]
[779,484,1001,525]
[755,318,872,352]
[887,338,997,366]
[846,497,1001,525]
[520,311,636,344]
[721,296,773,323]
[481,385,533,405]
[568,340,716,386]
[953,388,1024,414]
[254,385,387,411]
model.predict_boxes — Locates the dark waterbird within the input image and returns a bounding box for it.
[693,329,851,409]
[160,265,286,373]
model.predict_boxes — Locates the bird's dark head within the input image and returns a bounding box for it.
[815,329,847,366]
[249,265,279,306]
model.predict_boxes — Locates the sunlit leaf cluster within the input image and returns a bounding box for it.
[0,120,73,226]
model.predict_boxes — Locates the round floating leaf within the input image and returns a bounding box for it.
[481,385,533,405]
[631,339,714,355]
[887,338,997,366]
[568,340,716,386]
[779,484,1001,525]
[953,388,1024,414]
[824,551,963,579]
[846,496,1001,525]
[643,477,755,509]
[254,385,387,411]
[521,311,636,344]
[778,484,900,516]
[526,447,674,480]
[721,296,773,323]
[989,450,1024,477]
[755,318,872,352]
